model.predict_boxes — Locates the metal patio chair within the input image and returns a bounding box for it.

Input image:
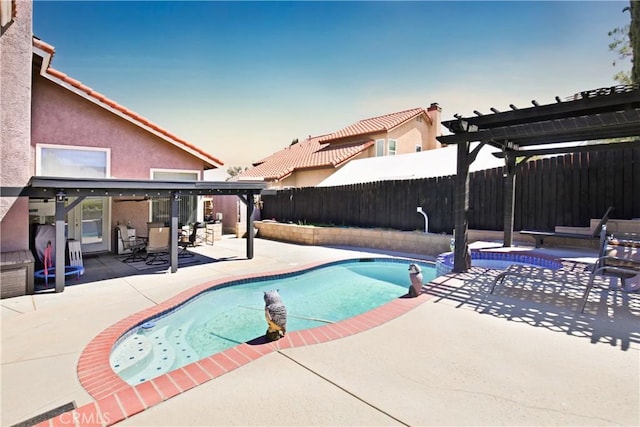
[117,225,146,263]
[580,225,640,313]
[145,226,170,265]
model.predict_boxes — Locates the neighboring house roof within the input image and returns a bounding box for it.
[240,107,436,182]
[320,107,431,143]
[31,38,223,169]
[317,144,504,187]
[240,135,374,181]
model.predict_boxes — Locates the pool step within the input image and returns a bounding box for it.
[114,321,200,385]
[110,330,154,378]
[165,321,199,368]
[129,325,178,384]
[110,325,176,384]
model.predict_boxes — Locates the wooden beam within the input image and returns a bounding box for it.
[491,139,640,158]
[438,109,640,146]
[442,86,640,131]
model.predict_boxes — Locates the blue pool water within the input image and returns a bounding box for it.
[110,258,435,385]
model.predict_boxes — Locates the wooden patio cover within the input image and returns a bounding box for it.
[437,84,640,272]
[2,177,267,292]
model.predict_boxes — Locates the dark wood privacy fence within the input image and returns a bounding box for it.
[261,145,640,234]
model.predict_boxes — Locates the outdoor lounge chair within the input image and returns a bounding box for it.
[580,224,640,313]
[145,226,170,265]
[117,225,146,263]
[520,206,613,248]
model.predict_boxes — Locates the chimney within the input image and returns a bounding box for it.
[426,102,443,148]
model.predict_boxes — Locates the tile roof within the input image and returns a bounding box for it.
[320,107,431,142]
[32,38,223,169]
[239,136,374,181]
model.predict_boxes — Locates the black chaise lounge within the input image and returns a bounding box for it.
[520,206,614,248]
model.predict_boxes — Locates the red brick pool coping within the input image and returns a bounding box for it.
[36,260,432,427]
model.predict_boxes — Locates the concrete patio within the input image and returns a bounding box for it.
[1,237,638,426]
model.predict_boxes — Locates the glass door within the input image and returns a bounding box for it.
[68,197,110,253]
[36,144,112,254]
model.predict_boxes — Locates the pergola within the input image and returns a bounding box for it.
[2,177,266,292]
[437,84,640,273]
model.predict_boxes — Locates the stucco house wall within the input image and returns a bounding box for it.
[31,77,204,179]
[279,166,341,188]
[211,195,240,234]
[386,116,438,153]
[31,76,206,234]
[275,149,372,188]
[280,168,338,188]
[0,0,33,252]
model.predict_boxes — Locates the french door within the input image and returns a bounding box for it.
[67,197,111,253]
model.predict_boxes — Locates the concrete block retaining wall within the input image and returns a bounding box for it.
[255,221,505,258]
[593,219,640,235]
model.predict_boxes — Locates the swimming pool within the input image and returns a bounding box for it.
[110,258,435,385]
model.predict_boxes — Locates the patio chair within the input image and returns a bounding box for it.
[145,226,170,265]
[178,222,200,257]
[580,224,640,313]
[67,239,84,274]
[204,222,216,246]
[117,225,147,263]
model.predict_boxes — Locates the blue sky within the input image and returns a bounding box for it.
[34,1,632,169]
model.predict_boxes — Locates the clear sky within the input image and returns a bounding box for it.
[34,1,632,169]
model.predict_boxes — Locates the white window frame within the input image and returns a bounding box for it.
[375,139,385,157]
[150,168,201,181]
[36,143,111,178]
[387,139,397,156]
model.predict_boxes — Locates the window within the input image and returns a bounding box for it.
[375,139,385,157]
[151,170,199,226]
[415,145,422,152]
[37,144,109,178]
[387,139,397,155]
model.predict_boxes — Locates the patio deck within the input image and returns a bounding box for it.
[1,237,638,426]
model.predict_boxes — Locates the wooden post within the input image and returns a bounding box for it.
[453,142,471,272]
[503,153,517,247]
